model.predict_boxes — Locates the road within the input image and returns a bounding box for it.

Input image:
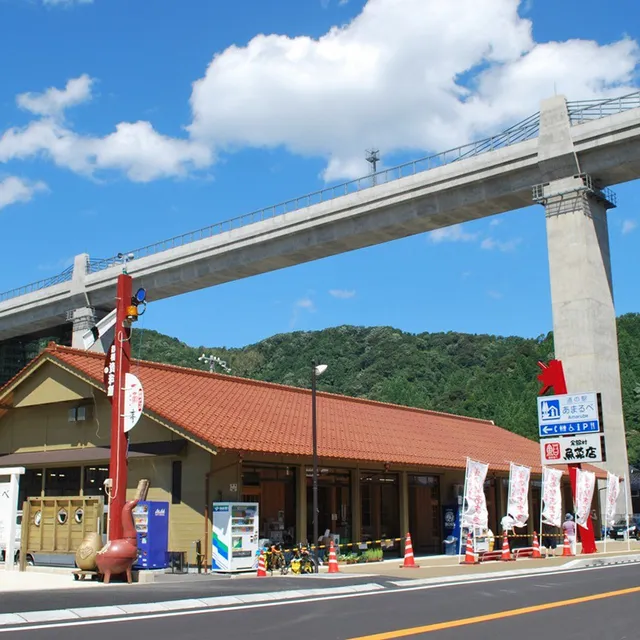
[1,564,638,639]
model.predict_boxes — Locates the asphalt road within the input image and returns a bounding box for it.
[2,564,639,639]
[0,573,380,614]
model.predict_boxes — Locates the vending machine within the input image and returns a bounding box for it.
[132,501,170,570]
[211,502,259,573]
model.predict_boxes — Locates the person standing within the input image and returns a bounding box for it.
[563,513,577,555]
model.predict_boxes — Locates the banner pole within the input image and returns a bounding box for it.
[459,458,470,562]
[625,476,631,553]
[540,468,545,557]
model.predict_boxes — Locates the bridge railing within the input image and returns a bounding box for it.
[12,89,640,303]
[0,266,74,304]
[567,90,640,125]
[92,112,541,265]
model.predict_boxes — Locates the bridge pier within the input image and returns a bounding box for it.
[537,96,630,513]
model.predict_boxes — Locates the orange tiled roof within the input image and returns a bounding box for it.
[8,344,597,475]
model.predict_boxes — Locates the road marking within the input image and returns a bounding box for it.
[348,585,640,639]
[0,562,636,634]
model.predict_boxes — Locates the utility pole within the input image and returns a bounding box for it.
[365,149,380,186]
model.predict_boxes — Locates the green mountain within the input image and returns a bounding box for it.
[130,313,640,466]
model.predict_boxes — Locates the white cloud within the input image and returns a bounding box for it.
[488,290,503,299]
[188,0,639,181]
[329,289,356,299]
[2,0,639,189]
[290,296,317,328]
[489,219,501,227]
[43,0,93,6]
[1,76,212,183]
[0,176,47,212]
[622,219,637,235]
[480,236,522,252]
[17,75,93,119]
[429,224,478,244]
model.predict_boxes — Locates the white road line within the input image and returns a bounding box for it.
[0,583,385,630]
[0,562,636,634]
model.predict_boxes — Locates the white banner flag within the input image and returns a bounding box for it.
[541,467,563,528]
[605,472,620,527]
[461,458,489,530]
[506,463,530,528]
[575,469,596,529]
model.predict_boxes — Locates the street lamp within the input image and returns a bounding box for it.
[311,361,328,574]
[198,353,231,374]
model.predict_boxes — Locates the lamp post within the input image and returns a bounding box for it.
[311,361,328,574]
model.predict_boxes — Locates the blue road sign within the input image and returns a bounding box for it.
[538,420,600,438]
[537,392,602,439]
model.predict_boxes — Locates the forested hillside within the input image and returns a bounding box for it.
[130,313,640,465]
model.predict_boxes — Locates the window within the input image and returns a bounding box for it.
[83,466,110,496]
[44,467,81,496]
[172,460,182,504]
[18,469,43,506]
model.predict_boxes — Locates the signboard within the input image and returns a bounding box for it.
[123,373,144,433]
[537,392,600,437]
[103,341,116,400]
[540,433,604,465]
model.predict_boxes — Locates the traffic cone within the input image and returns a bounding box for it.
[327,540,340,574]
[501,531,513,562]
[532,531,542,559]
[562,533,573,557]
[256,550,267,577]
[400,532,420,568]
[463,532,478,565]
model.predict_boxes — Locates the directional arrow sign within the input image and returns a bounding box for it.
[537,392,601,438]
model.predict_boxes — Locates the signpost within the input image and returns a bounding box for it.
[537,392,604,467]
[536,360,599,554]
[537,392,600,437]
[540,433,604,465]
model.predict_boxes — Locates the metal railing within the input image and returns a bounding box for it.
[7,88,640,304]
[93,112,541,266]
[0,266,74,304]
[567,90,640,125]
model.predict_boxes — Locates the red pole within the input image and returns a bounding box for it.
[537,360,597,554]
[108,273,132,541]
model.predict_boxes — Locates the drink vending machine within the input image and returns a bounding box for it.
[211,502,259,572]
[132,501,170,569]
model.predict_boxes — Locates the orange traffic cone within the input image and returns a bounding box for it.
[256,550,267,577]
[562,533,573,557]
[532,531,542,559]
[501,531,513,561]
[463,532,478,565]
[400,532,420,568]
[328,540,340,574]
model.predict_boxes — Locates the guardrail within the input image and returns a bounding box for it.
[567,90,640,125]
[4,90,640,304]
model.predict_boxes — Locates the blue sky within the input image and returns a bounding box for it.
[0,0,638,350]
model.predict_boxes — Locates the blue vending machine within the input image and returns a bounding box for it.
[132,501,170,570]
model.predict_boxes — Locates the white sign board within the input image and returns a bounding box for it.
[0,467,24,571]
[540,433,604,465]
[123,373,144,433]
[537,392,600,437]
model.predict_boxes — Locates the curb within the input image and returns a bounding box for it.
[0,583,384,628]
[389,553,640,588]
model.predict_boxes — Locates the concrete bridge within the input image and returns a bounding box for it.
[1,91,640,488]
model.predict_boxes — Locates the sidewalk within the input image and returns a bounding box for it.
[1,539,638,592]
[336,538,640,580]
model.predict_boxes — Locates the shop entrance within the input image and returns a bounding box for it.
[306,467,352,545]
[360,471,400,545]
[408,475,441,554]
[240,464,296,545]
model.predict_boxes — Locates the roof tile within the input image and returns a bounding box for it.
[13,344,603,475]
